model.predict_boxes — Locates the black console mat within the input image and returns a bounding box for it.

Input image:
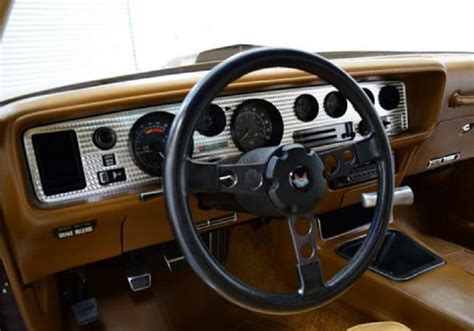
[336,230,445,281]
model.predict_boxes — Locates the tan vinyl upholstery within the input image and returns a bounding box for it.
[348,321,411,331]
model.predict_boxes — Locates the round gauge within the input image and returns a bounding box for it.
[324,91,347,118]
[379,85,400,110]
[294,94,319,122]
[129,112,176,176]
[231,99,283,152]
[363,88,375,104]
[196,104,227,137]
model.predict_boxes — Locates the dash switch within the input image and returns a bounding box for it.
[102,153,116,167]
[98,168,126,185]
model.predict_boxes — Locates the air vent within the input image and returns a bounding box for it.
[293,122,355,148]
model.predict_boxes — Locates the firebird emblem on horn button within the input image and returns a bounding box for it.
[289,165,311,191]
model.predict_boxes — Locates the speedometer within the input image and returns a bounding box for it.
[230,99,284,152]
[129,112,176,176]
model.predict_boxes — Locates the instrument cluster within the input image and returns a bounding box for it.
[24,80,408,204]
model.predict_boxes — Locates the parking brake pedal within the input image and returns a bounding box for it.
[71,298,99,326]
[61,268,100,326]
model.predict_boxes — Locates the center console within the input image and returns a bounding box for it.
[307,203,474,331]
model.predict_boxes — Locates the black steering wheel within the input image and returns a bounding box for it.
[164,48,394,314]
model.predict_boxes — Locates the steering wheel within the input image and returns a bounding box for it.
[164,48,394,314]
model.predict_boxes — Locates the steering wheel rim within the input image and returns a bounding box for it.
[164,48,394,314]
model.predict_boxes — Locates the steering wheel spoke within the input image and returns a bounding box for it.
[287,213,326,295]
[319,134,381,182]
[187,158,267,194]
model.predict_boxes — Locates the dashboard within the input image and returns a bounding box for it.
[0,51,472,331]
[24,80,408,205]
[3,53,472,284]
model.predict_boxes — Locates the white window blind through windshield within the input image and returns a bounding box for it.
[1,0,473,102]
[0,0,137,101]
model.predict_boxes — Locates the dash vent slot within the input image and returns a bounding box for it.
[293,122,355,148]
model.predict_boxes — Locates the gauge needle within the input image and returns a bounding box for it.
[239,131,249,143]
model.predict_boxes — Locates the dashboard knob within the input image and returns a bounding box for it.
[93,127,117,150]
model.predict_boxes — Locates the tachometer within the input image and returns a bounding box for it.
[129,112,176,176]
[230,99,283,152]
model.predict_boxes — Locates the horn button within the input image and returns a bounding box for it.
[266,144,326,214]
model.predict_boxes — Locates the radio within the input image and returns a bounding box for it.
[330,153,396,189]
[293,122,355,148]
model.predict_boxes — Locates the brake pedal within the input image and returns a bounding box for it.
[126,265,152,292]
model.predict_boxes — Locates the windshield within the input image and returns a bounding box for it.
[1,0,473,102]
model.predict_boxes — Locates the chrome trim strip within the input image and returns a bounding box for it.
[139,189,163,202]
[195,213,237,230]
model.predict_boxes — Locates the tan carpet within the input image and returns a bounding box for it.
[67,221,369,331]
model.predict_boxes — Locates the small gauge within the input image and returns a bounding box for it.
[379,85,400,110]
[196,104,227,137]
[129,112,190,176]
[363,88,375,104]
[294,94,319,122]
[231,99,283,152]
[324,91,347,118]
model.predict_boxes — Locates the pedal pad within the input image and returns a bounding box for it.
[126,266,152,292]
[71,298,99,326]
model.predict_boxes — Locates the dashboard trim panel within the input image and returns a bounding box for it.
[23,80,408,205]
